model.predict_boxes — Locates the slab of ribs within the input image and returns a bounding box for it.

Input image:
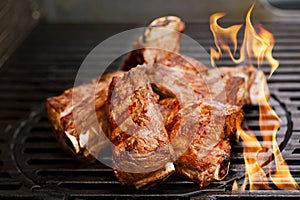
[46,16,269,189]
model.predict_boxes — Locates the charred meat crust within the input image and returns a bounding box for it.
[106,65,175,188]
[157,54,208,74]
[175,140,231,188]
[218,65,270,105]
[159,98,243,188]
[148,64,268,107]
[147,64,246,106]
[45,71,124,162]
[165,100,243,157]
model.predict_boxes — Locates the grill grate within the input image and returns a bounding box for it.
[0,21,300,199]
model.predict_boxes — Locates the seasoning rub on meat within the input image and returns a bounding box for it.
[106,65,175,189]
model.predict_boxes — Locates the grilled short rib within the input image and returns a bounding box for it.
[121,16,185,70]
[45,15,270,190]
[159,98,243,188]
[45,70,123,162]
[147,64,268,106]
[106,65,175,189]
[217,65,270,105]
[147,64,246,106]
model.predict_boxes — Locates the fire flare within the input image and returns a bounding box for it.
[237,123,271,190]
[259,76,299,190]
[210,2,298,191]
[210,3,279,77]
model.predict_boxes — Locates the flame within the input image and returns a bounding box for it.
[232,180,238,192]
[237,123,270,191]
[270,136,299,190]
[209,13,242,67]
[259,76,299,190]
[209,2,298,191]
[210,3,279,76]
[232,179,247,193]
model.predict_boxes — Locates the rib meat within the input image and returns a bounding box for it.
[45,70,124,162]
[147,64,245,106]
[148,64,268,106]
[217,65,270,105]
[159,97,243,188]
[106,65,175,189]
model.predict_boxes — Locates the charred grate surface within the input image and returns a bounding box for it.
[0,22,299,199]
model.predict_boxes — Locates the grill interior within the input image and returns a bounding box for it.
[0,21,300,199]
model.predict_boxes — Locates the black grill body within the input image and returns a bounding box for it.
[0,21,299,200]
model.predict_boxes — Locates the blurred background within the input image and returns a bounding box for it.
[36,0,300,23]
[2,0,300,67]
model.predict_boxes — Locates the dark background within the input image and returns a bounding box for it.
[37,0,300,23]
